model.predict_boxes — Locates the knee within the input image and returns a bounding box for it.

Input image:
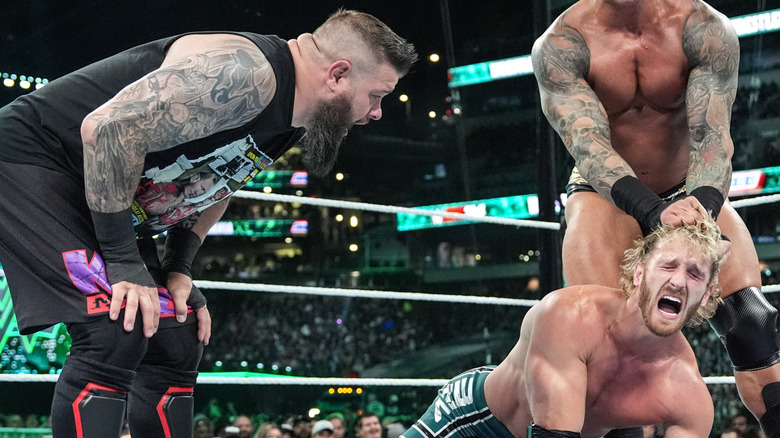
[710,287,780,371]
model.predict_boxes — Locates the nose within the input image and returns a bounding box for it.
[669,267,686,290]
[368,105,382,121]
[354,107,382,126]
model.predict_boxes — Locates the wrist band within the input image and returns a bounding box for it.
[90,208,155,287]
[528,423,582,437]
[689,186,724,220]
[610,176,666,235]
[162,228,202,278]
[187,285,208,310]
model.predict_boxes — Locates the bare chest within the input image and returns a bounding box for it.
[585,30,689,115]
[581,358,679,436]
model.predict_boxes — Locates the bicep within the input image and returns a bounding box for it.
[532,30,613,167]
[524,307,588,431]
[683,10,739,151]
[663,381,714,438]
[83,36,277,155]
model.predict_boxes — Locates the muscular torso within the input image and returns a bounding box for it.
[571,2,694,192]
[484,288,709,438]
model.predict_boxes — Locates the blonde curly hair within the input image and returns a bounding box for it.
[619,215,723,327]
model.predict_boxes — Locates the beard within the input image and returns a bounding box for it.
[299,94,354,177]
[637,279,698,337]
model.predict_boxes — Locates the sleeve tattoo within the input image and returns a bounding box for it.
[682,7,739,196]
[83,38,276,211]
[532,18,634,199]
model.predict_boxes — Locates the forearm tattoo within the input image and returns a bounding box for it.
[84,38,276,211]
[532,16,633,199]
[682,5,739,195]
[174,212,202,230]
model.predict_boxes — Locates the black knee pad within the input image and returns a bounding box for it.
[67,313,149,369]
[709,287,780,371]
[128,364,198,438]
[603,427,643,438]
[761,382,780,438]
[51,356,134,438]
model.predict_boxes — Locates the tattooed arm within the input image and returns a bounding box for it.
[80,34,277,335]
[82,34,277,213]
[682,5,739,198]
[163,201,228,341]
[531,16,636,203]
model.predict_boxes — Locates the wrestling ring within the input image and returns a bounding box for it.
[1,189,779,392]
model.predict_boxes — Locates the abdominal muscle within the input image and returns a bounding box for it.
[608,105,691,193]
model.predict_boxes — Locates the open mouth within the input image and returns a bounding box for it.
[658,295,682,316]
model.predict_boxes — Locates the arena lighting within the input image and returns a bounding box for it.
[448,8,780,87]
[244,170,309,190]
[329,386,361,395]
[0,72,49,90]
[398,165,780,231]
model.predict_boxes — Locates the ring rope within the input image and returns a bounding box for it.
[232,191,562,230]
[194,280,540,307]
[765,284,780,293]
[233,191,780,230]
[1,193,778,388]
[730,193,780,209]
[0,373,736,385]
[194,279,780,299]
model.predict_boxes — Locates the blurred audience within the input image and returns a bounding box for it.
[254,422,283,438]
[325,413,346,438]
[234,415,254,438]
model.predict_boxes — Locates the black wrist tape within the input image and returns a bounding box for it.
[528,424,582,437]
[162,228,202,278]
[187,284,208,310]
[689,186,724,220]
[610,176,666,235]
[90,208,155,287]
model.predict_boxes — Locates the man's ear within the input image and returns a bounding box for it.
[699,284,714,308]
[326,60,352,91]
[633,262,644,287]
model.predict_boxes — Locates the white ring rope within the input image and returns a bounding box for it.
[233,191,780,230]
[731,193,780,209]
[2,193,779,389]
[194,280,540,307]
[0,374,736,385]
[232,191,562,230]
[766,284,780,293]
[195,279,780,299]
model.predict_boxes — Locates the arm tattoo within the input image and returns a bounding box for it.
[532,16,634,199]
[84,37,276,211]
[682,5,739,196]
[174,212,202,230]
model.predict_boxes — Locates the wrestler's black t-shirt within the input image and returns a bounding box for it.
[0,32,305,237]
